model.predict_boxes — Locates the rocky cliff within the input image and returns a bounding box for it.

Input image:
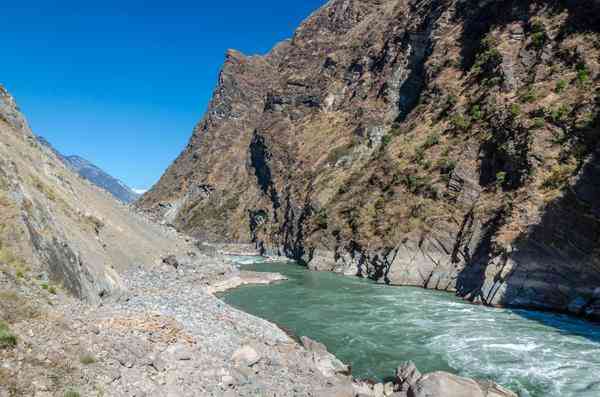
[0,85,187,302]
[139,0,600,319]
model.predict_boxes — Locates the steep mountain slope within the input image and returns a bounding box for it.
[37,136,141,203]
[139,0,600,319]
[0,85,188,302]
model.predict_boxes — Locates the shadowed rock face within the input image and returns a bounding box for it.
[139,0,600,318]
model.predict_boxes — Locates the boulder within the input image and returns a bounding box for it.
[162,255,179,269]
[301,336,350,377]
[396,361,421,391]
[231,345,261,367]
[408,372,517,397]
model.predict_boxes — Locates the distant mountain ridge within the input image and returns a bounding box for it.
[37,136,140,204]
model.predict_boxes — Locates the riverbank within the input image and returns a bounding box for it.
[222,257,600,396]
[1,244,518,396]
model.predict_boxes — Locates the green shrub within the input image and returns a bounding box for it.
[520,88,537,103]
[496,171,507,188]
[576,63,590,87]
[438,158,457,176]
[414,147,425,165]
[446,95,457,108]
[472,35,503,77]
[80,354,96,365]
[555,79,567,93]
[0,321,17,348]
[549,105,571,123]
[64,391,81,397]
[531,32,546,49]
[381,135,392,148]
[532,117,546,129]
[422,133,440,149]
[451,114,471,132]
[470,105,482,120]
[510,103,522,118]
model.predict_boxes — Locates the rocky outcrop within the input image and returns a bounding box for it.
[139,0,600,318]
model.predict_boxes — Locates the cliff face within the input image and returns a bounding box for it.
[139,0,600,319]
[0,85,187,302]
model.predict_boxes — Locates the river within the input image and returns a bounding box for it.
[221,257,600,397]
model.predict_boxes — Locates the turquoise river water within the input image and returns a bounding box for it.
[221,257,600,397]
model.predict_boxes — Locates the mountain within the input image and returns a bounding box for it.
[138,0,600,320]
[36,136,140,204]
[0,84,186,302]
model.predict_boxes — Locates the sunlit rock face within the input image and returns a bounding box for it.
[139,0,600,318]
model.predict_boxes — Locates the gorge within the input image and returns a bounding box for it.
[1,0,600,396]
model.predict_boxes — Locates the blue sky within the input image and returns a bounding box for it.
[1,1,325,191]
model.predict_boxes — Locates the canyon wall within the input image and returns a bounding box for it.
[139,0,600,319]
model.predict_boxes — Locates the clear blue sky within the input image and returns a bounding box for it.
[1,1,325,191]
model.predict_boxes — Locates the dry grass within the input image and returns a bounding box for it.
[100,314,195,345]
[0,291,40,322]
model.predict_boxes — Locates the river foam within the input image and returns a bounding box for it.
[222,257,600,397]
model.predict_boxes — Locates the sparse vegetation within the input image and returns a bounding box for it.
[0,321,17,348]
[472,35,503,78]
[529,19,547,49]
[422,133,440,149]
[495,171,507,189]
[83,214,105,235]
[520,88,537,103]
[555,79,567,93]
[64,390,81,397]
[29,174,58,202]
[326,142,354,165]
[576,63,590,87]
[451,113,471,132]
[314,209,328,229]
[510,103,521,118]
[470,105,482,120]
[549,104,571,123]
[542,163,576,190]
[532,117,546,129]
[80,354,96,365]
[381,135,392,148]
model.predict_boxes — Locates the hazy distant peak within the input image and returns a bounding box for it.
[36,135,140,204]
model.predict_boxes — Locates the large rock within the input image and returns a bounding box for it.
[408,372,517,397]
[231,345,261,367]
[301,336,350,377]
[396,361,421,391]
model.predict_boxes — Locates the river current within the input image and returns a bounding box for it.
[221,257,600,397]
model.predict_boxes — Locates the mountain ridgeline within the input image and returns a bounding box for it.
[138,0,600,320]
[0,85,186,303]
[37,136,140,204]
